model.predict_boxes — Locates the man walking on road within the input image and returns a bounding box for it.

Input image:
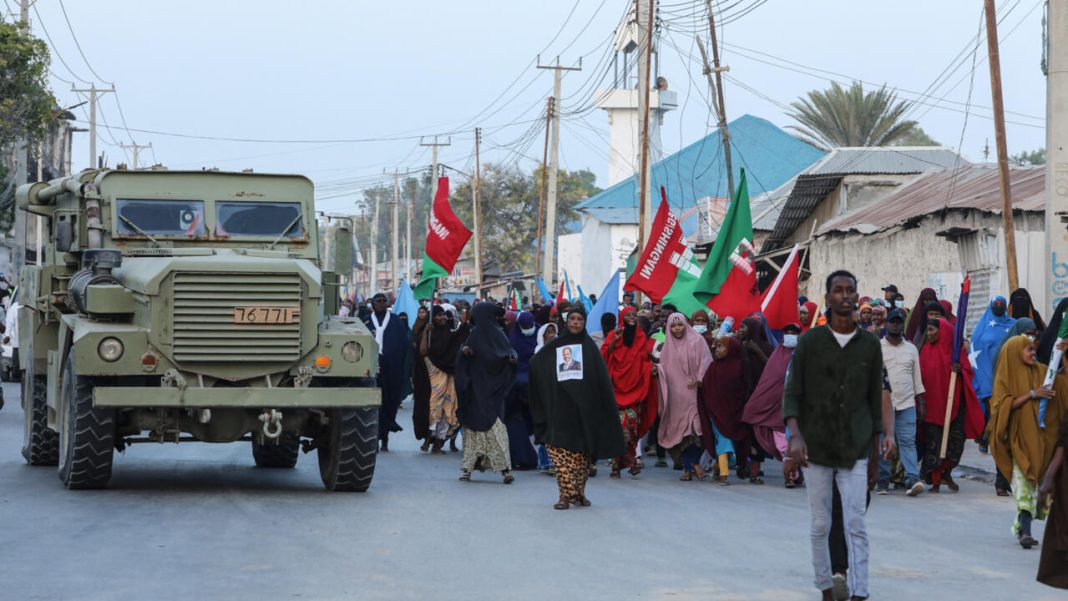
[877,308,925,496]
[785,270,884,601]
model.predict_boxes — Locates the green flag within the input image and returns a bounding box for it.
[692,170,753,304]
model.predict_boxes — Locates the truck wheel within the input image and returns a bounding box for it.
[57,350,115,489]
[252,432,300,468]
[21,347,58,465]
[318,406,378,492]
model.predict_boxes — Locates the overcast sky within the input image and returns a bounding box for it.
[18,0,1048,214]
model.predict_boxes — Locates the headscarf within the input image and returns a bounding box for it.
[699,336,749,452]
[991,317,1037,373]
[741,316,774,357]
[912,301,946,347]
[528,312,627,459]
[800,301,819,332]
[939,299,956,326]
[1010,288,1046,331]
[859,303,873,328]
[427,305,467,373]
[535,323,557,353]
[741,341,796,460]
[1037,297,1068,365]
[989,335,1068,485]
[509,312,538,382]
[918,319,985,439]
[971,296,1017,400]
[656,313,713,449]
[455,302,517,432]
[602,307,652,412]
[905,287,939,342]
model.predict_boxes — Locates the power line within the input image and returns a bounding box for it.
[56,0,111,84]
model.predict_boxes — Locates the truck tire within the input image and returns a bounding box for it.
[318,406,377,492]
[252,432,300,468]
[21,344,58,465]
[57,350,115,489]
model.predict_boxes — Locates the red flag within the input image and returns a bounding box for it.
[706,264,761,324]
[760,245,801,329]
[414,177,472,299]
[555,280,566,306]
[624,188,703,312]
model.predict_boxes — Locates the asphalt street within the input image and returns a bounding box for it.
[0,381,1064,601]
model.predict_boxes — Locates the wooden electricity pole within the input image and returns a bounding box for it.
[537,57,582,287]
[985,0,1020,290]
[473,127,483,292]
[637,0,655,257]
[535,96,553,277]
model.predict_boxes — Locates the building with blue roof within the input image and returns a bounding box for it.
[558,114,825,290]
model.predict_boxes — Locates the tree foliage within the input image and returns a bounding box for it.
[890,126,940,147]
[0,21,56,149]
[355,164,600,276]
[786,81,917,150]
[1010,148,1046,166]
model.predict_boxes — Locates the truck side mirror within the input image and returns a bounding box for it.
[332,223,353,275]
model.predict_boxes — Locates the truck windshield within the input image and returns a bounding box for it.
[116,199,205,237]
[215,202,304,238]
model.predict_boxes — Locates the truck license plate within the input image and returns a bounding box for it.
[233,307,300,324]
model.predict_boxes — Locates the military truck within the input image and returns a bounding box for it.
[15,169,380,491]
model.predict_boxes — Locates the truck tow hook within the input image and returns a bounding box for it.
[258,409,283,439]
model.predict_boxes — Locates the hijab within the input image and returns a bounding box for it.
[939,299,956,326]
[455,302,517,432]
[1010,288,1046,331]
[700,336,749,446]
[656,313,713,449]
[989,335,1068,485]
[527,312,627,459]
[800,301,819,332]
[1037,297,1068,365]
[991,317,1037,374]
[535,323,557,353]
[918,319,985,439]
[906,287,939,342]
[602,306,651,410]
[509,312,538,382]
[741,316,774,357]
[971,296,1017,400]
[741,340,795,460]
[427,305,467,373]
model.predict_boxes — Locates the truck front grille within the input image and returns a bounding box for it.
[171,272,303,362]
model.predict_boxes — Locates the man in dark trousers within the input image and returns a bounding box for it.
[364,293,412,452]
[784,270,886,601]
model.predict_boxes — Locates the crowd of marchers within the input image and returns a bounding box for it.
[344,272,1067,599]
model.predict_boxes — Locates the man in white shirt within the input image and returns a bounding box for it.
[878,308,925,496]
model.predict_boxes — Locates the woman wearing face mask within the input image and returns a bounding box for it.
[503,312,540,470]
[657,313,713,481]
[919,318,986,492]
[690,310,716,351]
[601,307,656,478]
[742,323,803,487]
[988,335,1068,549]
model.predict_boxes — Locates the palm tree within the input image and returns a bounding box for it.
[786,81,917,150]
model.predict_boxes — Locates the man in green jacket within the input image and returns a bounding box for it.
[784,270,885,601]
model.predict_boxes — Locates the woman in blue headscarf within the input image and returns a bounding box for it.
[972,297,1016,406]
[503,312,539,470]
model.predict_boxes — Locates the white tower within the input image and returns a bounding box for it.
[596,4,677,186]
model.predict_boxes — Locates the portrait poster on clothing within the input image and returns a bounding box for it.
[556,344,583,381]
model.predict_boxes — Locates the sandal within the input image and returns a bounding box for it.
[944,475,960,493]
[588,464,598,478]
[609,469,622,479]
[459,471,471,482]
[554,496,570,510]
[715,476,729,486]
[680,471,693,481]
[628,466,642,477]
[996,488,1011,497]
[502,472,514,485]
[693,465,708,480]
[572,495,592,507]
[749,476,765,485]
[420,439,432,453]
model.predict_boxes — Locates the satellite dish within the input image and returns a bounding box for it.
[655,76,668,91]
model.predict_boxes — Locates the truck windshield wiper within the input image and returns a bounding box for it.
[268,214,302,249]
[119,214,162,247]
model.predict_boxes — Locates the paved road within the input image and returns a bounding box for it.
[0,381,1063,601]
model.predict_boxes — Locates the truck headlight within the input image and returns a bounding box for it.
[98,337,124,362]
[341,341,363,363]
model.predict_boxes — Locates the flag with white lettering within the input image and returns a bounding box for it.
[624,187,705,313]
[414,177,472,299]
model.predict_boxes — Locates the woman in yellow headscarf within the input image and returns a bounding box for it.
[989,334,1068,549]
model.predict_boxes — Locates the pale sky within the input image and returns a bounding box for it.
[16,0,1049,214]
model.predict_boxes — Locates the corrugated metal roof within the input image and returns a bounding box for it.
[761,146,970,251]
[815,164,1045,236]
[806,146,965,175]
[576,114,826,228]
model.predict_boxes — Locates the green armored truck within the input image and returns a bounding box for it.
[15,169,380,491]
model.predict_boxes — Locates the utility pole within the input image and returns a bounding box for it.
[637,0,655,256]
[71,84,115,169]
[984,0,1019,291]
[536,56,582,287]
[407,181,416,284]
[1045,0,1068,313]
[701,0,735,200]
[19,0,28,24]
[14,0,30,275]
[384,168,415,292]
[419,136,451,200]
[535,96,553,276]
[118,142,152,170]
[473,127,483,291]
[369,192,380,295]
